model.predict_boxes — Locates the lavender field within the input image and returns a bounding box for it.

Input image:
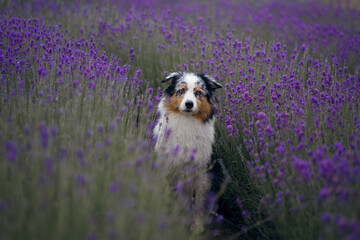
[1,0,360,239]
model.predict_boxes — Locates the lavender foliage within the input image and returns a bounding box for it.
[0,0,360,239]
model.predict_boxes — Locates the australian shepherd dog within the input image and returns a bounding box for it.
[153,72,222,232]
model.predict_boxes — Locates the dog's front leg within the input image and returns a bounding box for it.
[191,171,210,233]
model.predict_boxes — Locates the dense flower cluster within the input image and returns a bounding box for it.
[1,0,360,239]
[213,34,360,240]
[7,0,360,65]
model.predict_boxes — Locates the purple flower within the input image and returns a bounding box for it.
[172,145,180,156]
[39,124,48,148]
[5,141,17,162]
[273,178,279,187]
[18,79,24,89]
[73,80,79,88]
[216,214,224,223]
[236,198,243,209]
[319,187,330,200]
[88,81,95,90]
[49,127,56,136]
[189,153,195,161]
[321,213,331,223]
[77,149,85,166]
[265,124,274,138]
[129,47,135,62]
[292,155,312,182]
[76,174,86,185]
[98,124,103,133]
[110,182,120,192]
[174,181,183,192]
[109,122,115,131]
[276,191,283,204]
[44,157,53,175]
[86,130,92,137]
[164,128,172,139]
[87,233,96,240]
[136,156,147,166]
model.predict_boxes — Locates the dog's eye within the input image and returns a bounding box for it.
[177,89,185,94]
[195,91,202,96]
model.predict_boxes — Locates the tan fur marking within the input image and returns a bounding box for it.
[194,86,205,96]
[194,93,212,122]
[166,95,183,114]
[180,84,188,91]
[166,84,188,113]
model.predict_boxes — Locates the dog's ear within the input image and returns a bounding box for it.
[161,72,183,85]
[200,74,222,90]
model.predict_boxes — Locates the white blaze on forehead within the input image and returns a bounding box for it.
[177,73,204,90]
[175,73,198,89]
[183,73,200,88]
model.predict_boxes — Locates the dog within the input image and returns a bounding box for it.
[153,72,222,232]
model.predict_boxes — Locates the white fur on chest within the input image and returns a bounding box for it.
[153,100,214,167]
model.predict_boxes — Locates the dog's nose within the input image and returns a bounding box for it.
[185,101,193,109]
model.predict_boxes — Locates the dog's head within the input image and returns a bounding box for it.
[161,72,222,122]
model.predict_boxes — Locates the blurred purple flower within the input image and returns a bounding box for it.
[172,145,180,156]
[129,47,135,62]
[39,124,48,148]
[292,155,312,182]
[76,174,86,185]
[77,149,85,166]
[73,80,79,88]
[265,124,274,138]
[86,130,92,137]
[87,233,96,240]
[5,141,17,162]
[109,122,115,132]
[88,81,95,90]
[174,181,183,192]
[321,213,331,223]
[98,124,103,133]
[110,182,120,192]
